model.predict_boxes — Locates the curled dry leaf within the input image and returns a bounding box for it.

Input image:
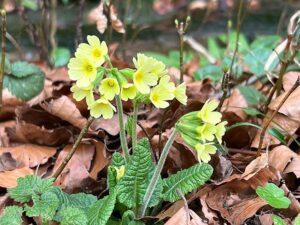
[40,95,87,129]
[109,5,125,34]
[7,121,72,146]
[0,153,17,172]
[222,89,248,120]
[90,114,127,136]
[283,71,300,91]
[0,167,33,188]
[251,111,300,149]
[165,207,207,225]
[89,140,109,180]
[53,143,95,192]
[0,144,56,168]
[88,2,108,33]
[0,194,10,214]
[157,200,185,221]
[0,89,25,120]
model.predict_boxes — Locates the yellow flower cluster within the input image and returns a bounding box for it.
[68,36,187,119]
[177,100,227,163]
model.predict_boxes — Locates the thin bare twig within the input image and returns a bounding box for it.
[0,9,6,113]
[52,116,94,180]
[176,188,190,225]
[217,69,230,111]
[257,77,300,156]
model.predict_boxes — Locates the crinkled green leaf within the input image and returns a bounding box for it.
[126,116,134,138]
[8,175,54,203]
[0,206,23,225]
[256,183,291,209]
[272,215,287,225]
[293,214,300,225]
[112,152,126,168]
[4,61,45,101]
[162,163,213,202]
[117,138,153,208]
[25,192,59,221]
[60,207,88,225]
[51,47,71,67]
[87,191,117,225]
[147,166,163,208]
[108,166,118,192]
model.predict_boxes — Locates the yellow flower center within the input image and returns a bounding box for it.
[93,48,102,58]
[152,93,160,102]
[83,63,94,76]
[108,80,115,87]
[135,70,144,83]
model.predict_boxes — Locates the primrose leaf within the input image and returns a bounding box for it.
[162,163,213,202]
[25,192,59,221]
[111,152,126,168]
[117,138,153,208]
[59,207,88,225]
[51,47,71,67]
[0,206,23,225]
[272,215,287,225]
[256,183,291,209]
[293,214,300,225]
[8,175,54,203]
[87,191,117,225]
[4,61,45,101]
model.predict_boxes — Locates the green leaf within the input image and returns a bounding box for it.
[8,175,54,203]
[22,0,38,10]
[108,166,118,192]
[250,35,280,50]
[112,152,126,168]
[162,163,213,202]
[219,31,249,53]
[194,64,223,81]
[147,167,163,207]
[117,138,153,208]
[126,116,134,138]
[256,183,291,209]
[272,215,287,225]
[51,47,71,67]
[0,206,23,225]
[237,85,266,105]
[226,122,261,131]
[244,48,272,76]
[268,128,287,145]
[241,107,261,116]
[87,191,117,225]
[60,207,88,225]
[293,214,300,225]
[4,61,45,101]
[208,37,222,59]
[25,192,59,221]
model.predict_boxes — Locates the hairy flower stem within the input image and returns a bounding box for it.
[139,129,177,217]
[116,95,130,164]
[52,116,94,181]
[0,9,5,113]
[132,101,139,150]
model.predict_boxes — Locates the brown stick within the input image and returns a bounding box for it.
[257,77,300,156]
[0,9,6,113]
[52,116,94,180]
[217,70,230,111]
[176,188,190,225]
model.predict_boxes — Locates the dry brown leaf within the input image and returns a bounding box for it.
[27,80,54,106]
[89,141,109,180]
[8,121,71,146]
[153,0,187,15]
[157,200,185,221]
[283,71,300,91]
[269,86,300,122]
[90,114,127,136]
[0,194,10,214]
[0,144,56,168]
[0,152,17,172]
[269,145,298,172]
[284,157,300,178]
[0,89,24,120]
[109,5,125,34]
[0,167,33,188]
[88,2,108,34]
[251,111,299,149]
[259,214,273,225]
[53,143,95,191]
[222,89,248,120]
[165,207,207,225]
[40,95,87,129]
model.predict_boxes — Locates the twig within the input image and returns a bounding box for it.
[50,0,57,50]
[0,9,6,113]
[52,116,94,180]
[175,17,190,84]
[217,69,230,111]
[75,0,85,48]
[176,188,190,225]
[257,77,300,156]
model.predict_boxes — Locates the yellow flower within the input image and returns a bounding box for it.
[174,82,187,105]
[196,123,216,142]
[150,85,174,108]
[88,98,116,119]
[115,165,125,181]
[198,100,222,124]
[195,143,217,163]
[68,56,97,88]
[76,35,108,66]
[70,84,94,105]
[133,66,158,94]
[215,121,228,143]
[99,78,120,100]
[121,83,137,101]
[159,75,175,91]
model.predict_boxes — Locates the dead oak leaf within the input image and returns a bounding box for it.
[110,5,125,34]
[0,167,33,188]
[0,144,56,168]
[89,140,109,180]
[88,2,107,33]
[40,95,87,129]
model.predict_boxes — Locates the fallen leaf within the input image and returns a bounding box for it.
[0,194,10,214]
[259,214,273,225]
[0,167,33,188]
[153,0,187,15]
[88,2,108,33]
[283,71,300,91]
[284,157,300,178]
[109,5,125,33]
[89,141,109,180]
[157,200,185,221]
[0,89,24,120]
[0,144,56,168]
[40,95,87,129]
[0,152,17,172]
[222,89,248,120]
[269,145,298,173]
[90,114,127,136]
[53,143,95,192]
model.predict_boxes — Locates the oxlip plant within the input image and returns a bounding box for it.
[0,35,227,225]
